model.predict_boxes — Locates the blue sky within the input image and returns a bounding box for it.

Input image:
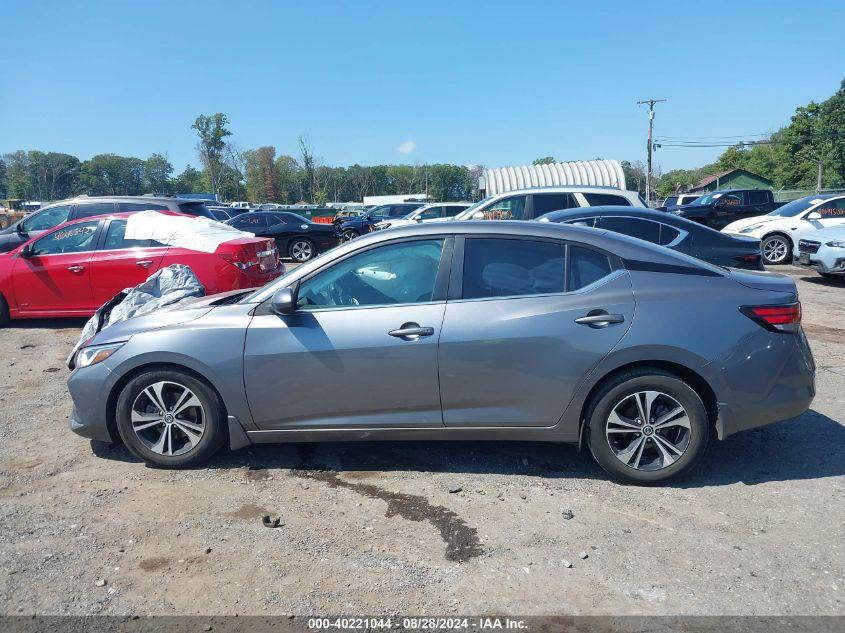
[2,0,843,173]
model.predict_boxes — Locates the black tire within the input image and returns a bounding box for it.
[761,233,792,265]
[288,237,315,262]
[586,368,709,485]
[0,293,9,327]
[115,369,227,468]
[341,229,359,242]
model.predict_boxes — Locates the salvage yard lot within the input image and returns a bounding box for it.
[0,266,843,615]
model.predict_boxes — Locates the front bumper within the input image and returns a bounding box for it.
[67,360,117,443]
[795,253,845,275]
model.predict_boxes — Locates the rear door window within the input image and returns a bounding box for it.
[443,206,466,217]
[532,193,578,216]
[583,193,632,206]
[568,245,613,290]
[116,202,170,212]
[101,220,161,249]
[74,202,117,219]
[462,238,565,299]
[562,216,598,227]
[747,191,769,205]
[597,216,661,243]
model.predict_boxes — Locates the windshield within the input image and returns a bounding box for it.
[766,197,820,218]
[455,197,492,220]
[691,193,723,206]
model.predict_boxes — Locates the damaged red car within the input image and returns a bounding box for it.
[0,213,284,323]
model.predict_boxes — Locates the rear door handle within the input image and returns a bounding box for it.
[389,323,435,340]
[575,313,624,327]
[136,260,154,268]
[67,265,85,273]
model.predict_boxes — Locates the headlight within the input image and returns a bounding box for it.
[826,240,845,248]
[739,224,764,234]
[75,342,125,368]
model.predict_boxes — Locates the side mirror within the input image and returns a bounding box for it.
[807,211,822,220]
[16,223,27,236]
[471,211,485,220]
[19,244,32,259]
[271,285,298,315]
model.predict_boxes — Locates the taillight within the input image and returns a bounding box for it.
[734,254,761,263]
[219,252,259,270]
[740,303,801,333]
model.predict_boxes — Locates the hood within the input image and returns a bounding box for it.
[729,268,796,298]
[88,290,248,345]
[723,215,776,232]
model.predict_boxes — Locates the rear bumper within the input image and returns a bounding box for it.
[714,329,816,439]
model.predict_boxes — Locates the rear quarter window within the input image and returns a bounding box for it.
[583,193,632,206]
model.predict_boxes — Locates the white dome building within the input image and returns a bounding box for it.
[479,159,626,197]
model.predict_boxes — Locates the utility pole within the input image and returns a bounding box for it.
[637,98,666,206]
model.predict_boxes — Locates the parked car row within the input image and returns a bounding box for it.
[225,212,341,262]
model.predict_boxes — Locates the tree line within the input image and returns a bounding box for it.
[2,77,842,205]
[0,113,479,205]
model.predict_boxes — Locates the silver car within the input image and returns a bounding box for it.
[67,221,815,483]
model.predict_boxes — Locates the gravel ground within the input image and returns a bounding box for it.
[0,266,843,616]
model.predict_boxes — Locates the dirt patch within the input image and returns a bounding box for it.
[229,503,272,519]
[802,322,845,343]
[243,467,272,481]
[291,467,483,563]
[139,557,170,572]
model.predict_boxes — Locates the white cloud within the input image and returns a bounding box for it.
[395,140,416,154]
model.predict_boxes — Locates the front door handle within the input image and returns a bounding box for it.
[67,265,85,273]
[389,322,435,340]
[575,312,624,327]
[136,259,154,268]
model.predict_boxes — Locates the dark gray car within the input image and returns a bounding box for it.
[67,221,815,483]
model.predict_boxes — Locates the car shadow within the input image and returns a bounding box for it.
[5,317,88,330]
[90,409,844,487]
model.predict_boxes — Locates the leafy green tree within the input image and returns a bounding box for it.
[192,113,232,197]
[244,146,280,202]
[80,154,144,195]
[0,157,7,199]
[532,156,556,165]
[143,153,173,194]
[171,166,206,194]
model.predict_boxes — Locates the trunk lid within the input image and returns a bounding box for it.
[216,237,281,273]
[729,268,797,298]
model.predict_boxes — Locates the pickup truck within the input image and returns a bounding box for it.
[667,189,785,230]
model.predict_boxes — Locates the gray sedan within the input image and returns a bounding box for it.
[67,221,815,483]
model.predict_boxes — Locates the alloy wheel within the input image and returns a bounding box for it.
[290,239,313,262]
[131,381,206,456]
[762,237,789,264]
[341,230,358,242]
[605,390,691,471]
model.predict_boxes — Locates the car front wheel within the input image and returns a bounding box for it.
[587,369,709,484]
[761,234,792,265]
[341,229,359,242]
[115,370,227,468]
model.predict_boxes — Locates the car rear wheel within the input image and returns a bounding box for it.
[289,238,315,262]
[761,234,792,265]
[587,369,709,484]
[341,229,359,242]
[115,370,227,468]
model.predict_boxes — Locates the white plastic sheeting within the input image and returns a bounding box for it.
[481,159,626,196]
[125,211,254,253]
[68,265,205,367]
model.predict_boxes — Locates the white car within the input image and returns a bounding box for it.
[722,193,845,265]
[374,202,472,230]
[795,225,845,279]
[454,186,646,223]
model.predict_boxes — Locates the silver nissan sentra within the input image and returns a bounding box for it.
[67,221,815,484]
